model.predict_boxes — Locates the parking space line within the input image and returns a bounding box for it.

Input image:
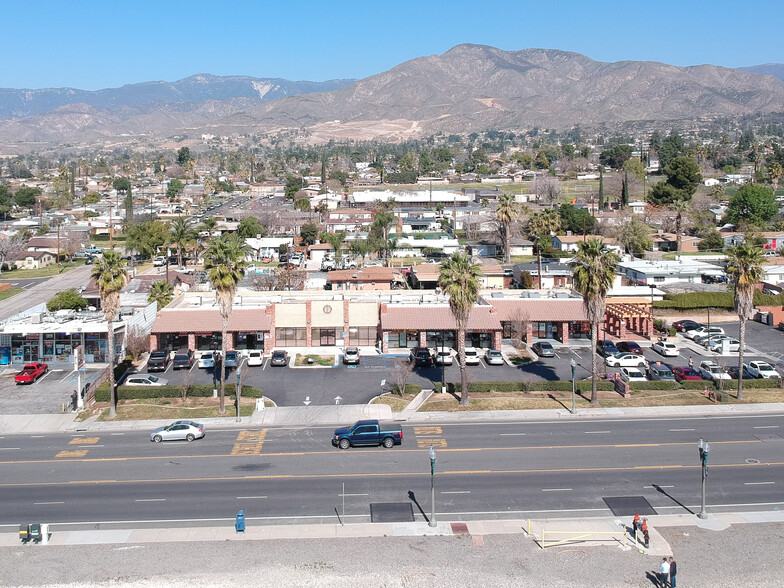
[744,481,775,485]
[441,491,470,494]
[236,496,267,499]
[135,498,166,502]
[34,501,65,505]
[542,488,572,492]
[644,485,674,489]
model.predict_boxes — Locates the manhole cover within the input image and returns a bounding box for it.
[603,496,657,516]
[746,458,761,464]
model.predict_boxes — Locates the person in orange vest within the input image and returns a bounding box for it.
[632,511,641,533]
[641,518,650,548]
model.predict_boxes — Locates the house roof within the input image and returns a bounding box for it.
[151,308,272,334]
[26,237,60,249]
[553,235,619,244]
[309,243,334,251]
[327,267,397,283]
[8,250,53,260]
[513,262,572,276]
[381,305,502,331]
[488,298,587,322]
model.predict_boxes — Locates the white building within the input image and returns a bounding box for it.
[616,259,724,286]
[350,189,472,209]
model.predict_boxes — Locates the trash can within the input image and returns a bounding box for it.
[40,523,50,545]
[29,523,41,543]
[235,510,245,533]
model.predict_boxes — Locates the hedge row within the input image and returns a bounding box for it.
[94,383,264,402]
[628,381,680,391]
[654,291,784,310]
[440,381,616,394]
[722,378,782,390]
[391,384,424,395]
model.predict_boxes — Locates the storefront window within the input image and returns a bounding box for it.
[196,333,222,350]
[84,333,108,362]
[235,332,264,350]
[466,331,491,349]
[348,326,376,346]
[312,328,337,346]
[531,322,557,339]
[42,333,55,361]
[388,330,418,349]
[160,333,189,351]
[275,327,307,347]
[425,330,455,349]
[569,321,590,339]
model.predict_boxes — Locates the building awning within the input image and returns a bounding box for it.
[151,308,272,334]
[381,306,501,331]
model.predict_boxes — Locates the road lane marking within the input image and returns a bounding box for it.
[414,427,443,435]
[236,496,267,499]
[0,448,20,451]
[542,488,572,492]
[585,431,611,434]
[338,493,369,497]
[231,442,264,456]
[135,498,166,502]
[237,430,267,442]
[753,426,779,429]
[31,435,45,438]
[69,437,100,445]
[744,481,775,485]
[34,501,65,505]
[644,485,674,489]
[500,433,526,436]
[669,428,695,432]
[417,438,447,448]
[441,491,470,494]
[111,433,125,436]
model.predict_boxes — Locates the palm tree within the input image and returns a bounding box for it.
[170,218,193,267]
[768,162,783,194]
[725,243,764,401]
[496,194,519,264]
[569,239,619,404]
[200,217,217,238]
[438,253,481,406]
[148,281,174,309]
[91,250,128,418]
[204,234,249,414]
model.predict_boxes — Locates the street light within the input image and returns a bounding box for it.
[235,365,242,422]
[698,438,709,519]
[707,307,715,332]
[428,445,437,528]
[570,359,577,415]
[440,330,446,394]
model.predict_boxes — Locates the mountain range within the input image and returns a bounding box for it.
[1,45,783,149]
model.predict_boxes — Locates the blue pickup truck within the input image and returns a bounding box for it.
[332,420,403,449]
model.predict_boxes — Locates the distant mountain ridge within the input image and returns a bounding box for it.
[1,46,784,148]
[736,63,784,82]
[0,74,355,118]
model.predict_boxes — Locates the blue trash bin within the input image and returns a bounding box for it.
[235,510,245,533]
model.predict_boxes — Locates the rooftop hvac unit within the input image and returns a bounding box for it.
[30,313,42,324]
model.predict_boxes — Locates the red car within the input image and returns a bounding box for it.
[672,366,703,382]
[15,362,49,385]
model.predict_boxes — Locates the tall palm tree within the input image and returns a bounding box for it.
[91,250,128,418]
[438,253,481,406]
[148,281,174,309]
[496,194,519,264]
[725,243,764,401]
[170,218,192,267]
[569,239,619,404]
[204,234,249,414]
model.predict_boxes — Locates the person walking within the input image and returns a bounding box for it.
[641,518,650,548]
[669,557,677,588]
[632,511,641,534]
[688,356,694,369]
[658,557,671,588]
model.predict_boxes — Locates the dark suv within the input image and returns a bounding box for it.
[147,350,169,372]
[172,349,193,370]
[597,340,619,357]
[410,347,433,367]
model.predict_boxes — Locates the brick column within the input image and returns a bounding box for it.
[419,330,427,347]
[525,322,533,345]
[265,306,275,353]
[381,332,390,353]
[492,330,502,349]
[187,333,196,351]
[343,299,350,345]
[305,300,312,347]
[149,334,158,350]
[560,322,569,344]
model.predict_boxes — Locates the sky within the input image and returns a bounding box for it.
[2,0,782,90]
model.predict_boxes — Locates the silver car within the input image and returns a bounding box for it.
[150,422,205,443]
[485,349,504,365]
[126,375,168,386]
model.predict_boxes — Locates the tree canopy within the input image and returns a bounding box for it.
[237,216,266,239]
[725,184,778,228]
[46,288,88,312]
[300,222,318,246]
[599,145,633,169]
[558,204,596,235]
[14,187,41,208]
[648,156,701,206]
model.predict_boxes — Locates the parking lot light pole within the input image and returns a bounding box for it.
[707,307,714,332]
[235,365,242,422]
[698,438,709,519]
[570,359,577,414]
[440,330,446,394]
[429,445,437,528]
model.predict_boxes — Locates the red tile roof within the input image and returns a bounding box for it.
[152,308,272,334]
[327,267,396,283]
[488,298,587,322]
[381,305,501,330]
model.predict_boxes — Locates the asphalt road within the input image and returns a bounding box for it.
[1,414,783,529]
[0,265,93,321]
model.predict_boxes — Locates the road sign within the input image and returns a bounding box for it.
[334,396,342,405]
[303,396,311,406]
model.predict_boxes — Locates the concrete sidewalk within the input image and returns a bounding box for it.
[4,510,783,550]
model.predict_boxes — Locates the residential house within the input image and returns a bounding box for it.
[7,250,56,270]
[324,209,375,233]
[551,235,622,254]
[651,233,703,253]
[512,262,573,289]
[326,267,403,291]
[616,259,724,286]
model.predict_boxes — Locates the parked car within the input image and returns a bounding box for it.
[597,339,619,357]
[332,420,403,449]
[14,362,48,385]
[147,350,169,372]
[698,361,731,381]
[647,362,676,381]
[727,365,755,380]
[605,353,648,368]
[224,351,238,368]
[411,347,433,367]
[464,347,481,366]
[685,326,725,340]
[197,351,215,369]
[153,256,166,267]
[672,366,703,382]
[485,349,505,365]
[615,341,643,354]
[172,349,193,369]
[620,367,648,383]
[125,375,168,386]
[745,361,780,379]
[150,421,205,443]
[246,351,264,367]
[695,333,727,347]
[672,320,701,332]
[270,350,288,367]
[652,340,680,357]
[707,338,743,353]
[532,341,555,358]
[434,348,454,366]
[343,347,361,365]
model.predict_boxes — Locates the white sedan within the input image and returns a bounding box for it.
[605,353,648,368]
[707,338,743,353]
[197,352,215,369]
[620,367,647,382]
[745,361,780,379]
[246,350,264,366]
[652,341,680,357]
[485,349,505,365]
[125,375,168,386]
[434,348,453,366]
[464,347,481,366]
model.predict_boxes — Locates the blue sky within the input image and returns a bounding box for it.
[3,0,782,90]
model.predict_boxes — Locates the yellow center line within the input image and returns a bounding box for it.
[0,439,762,465]
[0,460,782,488]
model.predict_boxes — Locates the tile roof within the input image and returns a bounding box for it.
[381,305,502,331]
[152,308,272,334]
[554,235,619,244]
[488,298,587,322]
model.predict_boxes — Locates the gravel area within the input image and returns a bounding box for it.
[1,522,781,587]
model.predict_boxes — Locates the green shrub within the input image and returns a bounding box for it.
[94,383,263,402]
[724,379,782,390]
[392,384,422,395]
[678,380,714,390]
[654,291,784,310]
[527,381,615,392]
[653,319,665,332]
[628,381,679,391]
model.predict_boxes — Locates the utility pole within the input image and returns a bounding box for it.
[56,220,61,273]
[108,204,113,249]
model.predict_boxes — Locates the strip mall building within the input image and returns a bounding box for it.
[149,290,655,353]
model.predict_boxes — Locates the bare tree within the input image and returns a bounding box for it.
[0,234,25,270]
[509,309,531,348]
[391,359,415,396]
[179,368,194,401]
[60,231,84,262]
[530,175,562,207]
[124,327,150,362]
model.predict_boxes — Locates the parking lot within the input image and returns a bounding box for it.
[0,364,103,414]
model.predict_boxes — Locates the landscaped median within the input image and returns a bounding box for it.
[371,379,783,412]
[81,382,272,421]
